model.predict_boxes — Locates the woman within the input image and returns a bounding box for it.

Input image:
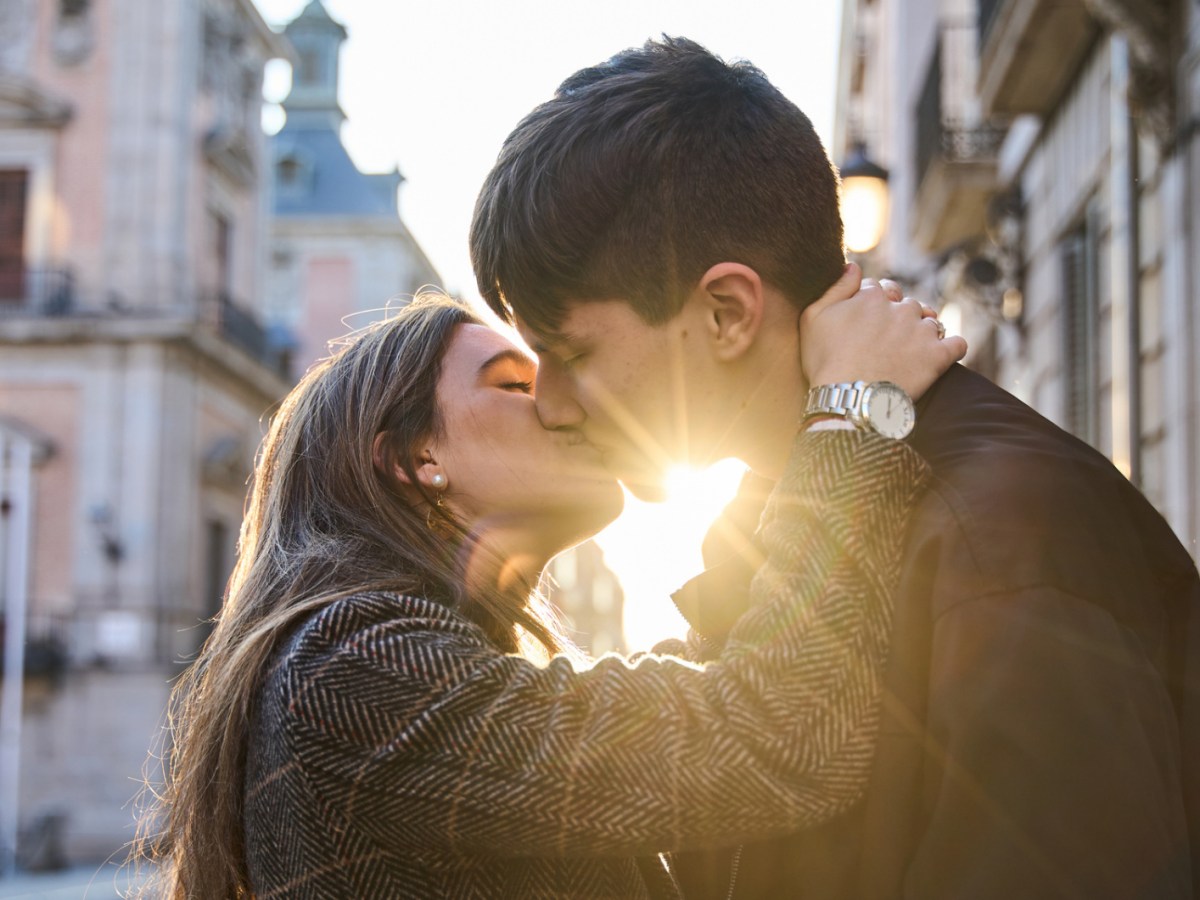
[137,275,957,898]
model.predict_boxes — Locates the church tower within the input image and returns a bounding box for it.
[281,0,348,130]
[266,0,440,379]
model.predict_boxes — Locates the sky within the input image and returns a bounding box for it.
[253,0,845,648]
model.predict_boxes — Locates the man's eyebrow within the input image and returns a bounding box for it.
[526,327,583,356]
[478,348,535,377]
[521,331,559,355]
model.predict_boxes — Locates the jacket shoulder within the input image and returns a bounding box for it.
[907,368,1193,616]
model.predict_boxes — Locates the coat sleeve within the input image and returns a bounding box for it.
[282,431,929,859]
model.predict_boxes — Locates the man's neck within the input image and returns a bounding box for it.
[714,337,806,481]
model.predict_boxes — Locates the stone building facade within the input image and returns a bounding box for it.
[835,0,1199,561]
[546,540,626,658]
[0,0,289,867]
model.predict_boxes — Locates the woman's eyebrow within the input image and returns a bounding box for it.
[477,348,535,378]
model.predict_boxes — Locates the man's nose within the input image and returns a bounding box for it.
[534,364,586,430]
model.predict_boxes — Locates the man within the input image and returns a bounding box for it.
[470,36,1200,899]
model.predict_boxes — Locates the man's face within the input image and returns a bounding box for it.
[515,299,714,501]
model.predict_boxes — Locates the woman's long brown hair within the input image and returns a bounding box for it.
[131,294,564,897]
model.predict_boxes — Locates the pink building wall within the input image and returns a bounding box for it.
[299,255,355,372]
[0,383,79,616]
[27,0,112,282]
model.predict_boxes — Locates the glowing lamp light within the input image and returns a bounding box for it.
[839,142,890,255]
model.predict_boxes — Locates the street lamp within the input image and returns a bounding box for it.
[0,423,53,879]
[839,142,890,255]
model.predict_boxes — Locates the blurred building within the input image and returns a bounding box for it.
[265,0,440,379]
[547,541,626,657]
[835,0,1199,561]
[0,0,289,868]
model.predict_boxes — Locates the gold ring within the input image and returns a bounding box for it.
[934,319,946,340]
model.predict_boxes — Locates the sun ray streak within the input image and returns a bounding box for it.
[594,460,747,650]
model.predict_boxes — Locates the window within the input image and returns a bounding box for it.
[979,0,1003,51]
[59,0,88,19]
[204,519,230,620]
[209,209,232,295]
[276,154,312,198]
[298,49,320,85]
[1060,218,1099,446]
[241,67,259,104]
[277,156,301,185]
[0,169,28,301]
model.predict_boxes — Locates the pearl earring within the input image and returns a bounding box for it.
[431,473,447,489]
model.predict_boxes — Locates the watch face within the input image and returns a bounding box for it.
[863,382,915,439]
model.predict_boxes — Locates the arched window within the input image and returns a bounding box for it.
[298,48,320,85]
[278,156,302,186]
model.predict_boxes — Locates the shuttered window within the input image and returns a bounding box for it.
[0,169,28,302]
[1061,223,1099,446]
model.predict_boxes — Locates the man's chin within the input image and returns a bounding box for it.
[600,451,672,502]
[616,472,670,503]
[624,482,672,504]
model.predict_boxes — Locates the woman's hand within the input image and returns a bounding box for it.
[799,263,967,400]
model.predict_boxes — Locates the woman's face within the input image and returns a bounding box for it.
[426,324,624,558]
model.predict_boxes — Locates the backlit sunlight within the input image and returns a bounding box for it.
[593,459,747,651]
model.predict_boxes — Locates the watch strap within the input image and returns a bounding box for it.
[805,381,867,423]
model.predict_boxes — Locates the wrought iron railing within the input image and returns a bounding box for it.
[0,613,69,682]
[0,267,289,378]
[0,267,78,316]
[915,21,1008,191]
[199,290,291,378]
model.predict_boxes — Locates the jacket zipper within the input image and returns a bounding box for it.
[725,844,743,900]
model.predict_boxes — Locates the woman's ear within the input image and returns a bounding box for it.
[371,432,392,475]
[371,432,407,483]
[372,435,446,491]
[695,263,766,363]
[412,451,448,493]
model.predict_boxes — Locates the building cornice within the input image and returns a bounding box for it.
[0,76,73,128]
[233,0,296,62]
[0,317,289,403]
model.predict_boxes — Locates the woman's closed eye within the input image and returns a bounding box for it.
[501,379,534,394]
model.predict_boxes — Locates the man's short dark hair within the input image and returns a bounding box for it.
[470,36,846,335]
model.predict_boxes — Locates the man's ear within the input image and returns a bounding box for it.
[372,435,445,491]
[694,263,766,363]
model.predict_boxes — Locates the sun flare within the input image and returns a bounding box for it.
[592,459,748,651]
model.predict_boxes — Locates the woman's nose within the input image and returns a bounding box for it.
[534,366,586,430]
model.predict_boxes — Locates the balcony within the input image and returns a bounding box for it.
[977,0,1099,117]
[199,290,290,377]
[0,267,77,316]
[0,266,290,379]
[912,22,1007,254]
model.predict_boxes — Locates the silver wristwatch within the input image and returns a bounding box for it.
[804,381,916,440]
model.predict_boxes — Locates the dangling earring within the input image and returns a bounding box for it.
[426,494,444,531]
[426,473,449,532]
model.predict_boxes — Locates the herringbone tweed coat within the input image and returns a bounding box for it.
[244,431,929,898]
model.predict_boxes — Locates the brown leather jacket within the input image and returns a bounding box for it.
[673,366,1200,899]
